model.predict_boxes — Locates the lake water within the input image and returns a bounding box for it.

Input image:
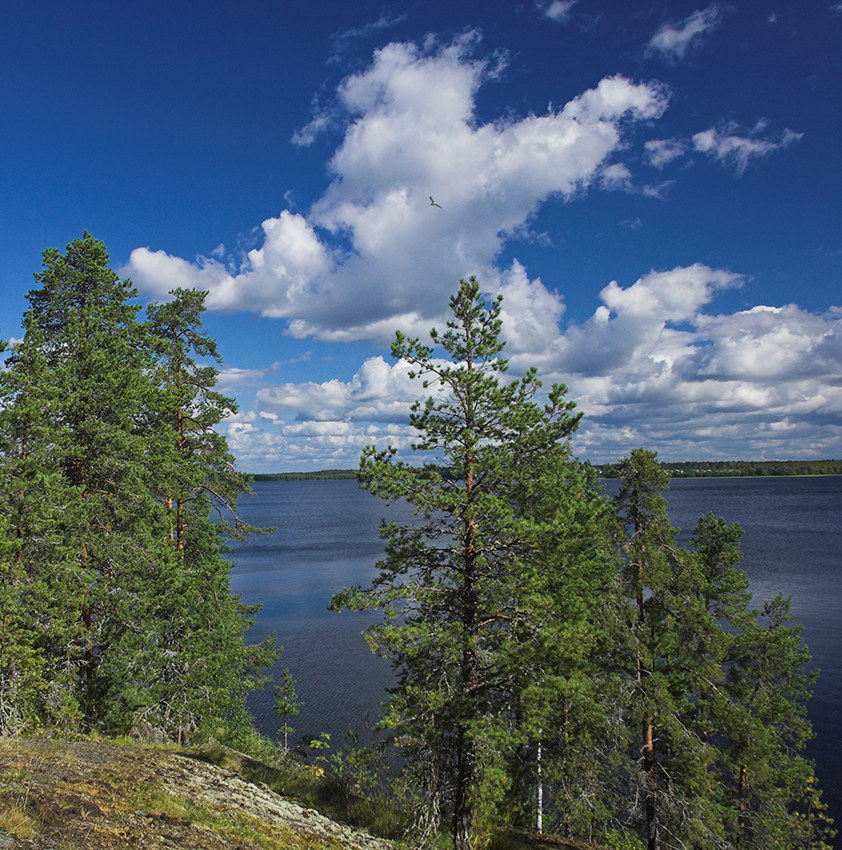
[229,475,842,825]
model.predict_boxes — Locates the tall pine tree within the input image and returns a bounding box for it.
[0,236,275,743]
[332,278,582,850]
[5,233,165,728]
[613,451,833,850]
[139,287,277,743]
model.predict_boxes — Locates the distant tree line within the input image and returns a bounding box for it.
[253,469,358,481]
[256,459,842,481]
[596,459,842,479]
[0,233,276,745]
[333,279,835,850]
[252,465,458,481]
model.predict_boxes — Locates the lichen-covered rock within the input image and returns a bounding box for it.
[0,738,396,849]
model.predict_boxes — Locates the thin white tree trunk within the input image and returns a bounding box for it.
[537,738,543,834]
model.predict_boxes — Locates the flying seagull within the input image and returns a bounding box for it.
[429,196,442,208]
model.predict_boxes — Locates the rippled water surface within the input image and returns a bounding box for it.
[229,476,842,823]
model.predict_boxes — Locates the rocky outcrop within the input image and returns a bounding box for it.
[0,738,395,849]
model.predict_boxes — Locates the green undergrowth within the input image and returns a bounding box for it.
[0,734,402,850]
[191,741,410,843]
[189,739,621,850]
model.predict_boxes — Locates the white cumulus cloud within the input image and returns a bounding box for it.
[255,355,422,423]
[547,273,842,460]
[545,264,743,377]
[125,36,669,343]
[221,268,842,467]
[129,210,331,317]
[118,31,830,468]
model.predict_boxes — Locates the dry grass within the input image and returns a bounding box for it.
[0,796,39,839]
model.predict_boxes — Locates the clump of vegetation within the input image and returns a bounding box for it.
[333,279,834,850]
[274,667,304,752]
[0,233,276,746]
[0,242,833,850]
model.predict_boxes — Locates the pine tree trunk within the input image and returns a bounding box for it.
[452,445,478,850]
[636,554,658,850]
[453,726,476,850]
[453,624,478,848]
[644,717,658,850]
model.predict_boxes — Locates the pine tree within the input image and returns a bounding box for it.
[614,450,724,850]
[1,233,166,729]
[332,278,582,850]
[717,597,833,848]
[681,513,834,848]
[141,287,277,743]
[0,238,275,742]
[274,667,303,752]
[613,453,834,850]
[146,289,254,547]
[502,451,621,841]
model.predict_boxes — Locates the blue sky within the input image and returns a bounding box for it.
[2,1,841,471]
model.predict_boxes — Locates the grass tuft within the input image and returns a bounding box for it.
[0,799,39,839]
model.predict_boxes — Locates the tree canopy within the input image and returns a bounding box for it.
[0,248,831,850]
[334,281,833,850]
[0,233,275,744]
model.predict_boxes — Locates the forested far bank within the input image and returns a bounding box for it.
[252,458,842,481]
[252,469,358,481]
[598,458,842,478]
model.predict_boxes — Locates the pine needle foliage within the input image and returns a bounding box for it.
[332,278,589,850]
[0,234,276,744]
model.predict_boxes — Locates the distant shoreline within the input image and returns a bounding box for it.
[251,459,842,482]
[251,469,358,481]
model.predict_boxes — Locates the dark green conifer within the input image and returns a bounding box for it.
[502,451,621,841]
[614,451,833,850]
[143,287,276,743]
[332,278,582,850]
[4,233,165,728]
[0,238,274,743]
